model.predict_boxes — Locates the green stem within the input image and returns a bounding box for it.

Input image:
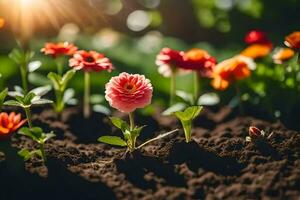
[129,112,135,131]
[170,70,176,106]
[24,106,32,128]
[55,57,64,76]
[20,65,28,94]
[54,89,64,114]
[83,72,91,118]
[39,143,46,162]
[193,72,199,104]
[128,112,136,151]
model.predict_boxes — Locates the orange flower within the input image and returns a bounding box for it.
[285,31,300,50]
[0,18,5,29]
[41,42,78,58]
[182,48,217,77]
[211,56,255,90]
[272,48,295,64]
[240,44,272,59]
[0,112,26,136]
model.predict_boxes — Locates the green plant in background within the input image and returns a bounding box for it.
[47,69,76,114]
[4,86,53,128]
[0,88,8,111]
[9,49,35,93]
[174,106,203,143]
[18,127,56,162]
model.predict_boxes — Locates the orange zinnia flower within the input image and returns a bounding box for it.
[285,31,300,50]
[272,48,295,64]
[41,42,78,58]
[211,56,255,90]
[182,48,217,78]
[0,112,26,136]
[0,18,5,29]
[240,44,272,59]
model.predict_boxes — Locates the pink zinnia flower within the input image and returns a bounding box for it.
[105,72,153,113]
[155,47,185,77]
[69,50,113,72]
[41,42,78,58]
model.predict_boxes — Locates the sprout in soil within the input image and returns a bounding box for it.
[18,127,55,162]
[9,49,35,94]
[69,50,113,118]
[174,106,203,143]
[246,126,274,143]
[47,69,76,114]
[4,86,53,128]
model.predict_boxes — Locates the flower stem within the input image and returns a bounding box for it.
[24,106,32,128]
[39,143,46,162]
[193,72,199,104]
[83,72,91,118]
[20,65,28,94]
[129,112,135,131]
[54,89,64,114]
[170,70,176,106]
[55,57,64,76]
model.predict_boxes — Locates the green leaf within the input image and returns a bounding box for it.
[63,88,75,103]
[90,94,105,104]
[61,69,76,91]
[42,132,56,143]
[18,149,33,161]
[24,92,37,105]
[18,127,42,142]
[0,88,8,110]
[28,60,42,72]
[131,125,146,137]
[98,136,127,147]
[30,85,52,96]
[162,103,187,116]
[9,49,24,65]
[31,99,53,105]
[197,93,220,106]
[176,90,194,105]
[93,104,111,115]
[174,106,203,121]
[110,117,129,132]
[3,100,24,107]
[47,72,62,90]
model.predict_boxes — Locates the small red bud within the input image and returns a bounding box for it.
[249,126,262,138]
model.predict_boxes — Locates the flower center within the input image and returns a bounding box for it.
[124,83,135,92]
[84,56,95,63]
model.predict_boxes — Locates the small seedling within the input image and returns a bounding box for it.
[174,106,203,143]
[18,127,55,162]
[246,126,274,143]
[4,86,53,128]
[9,49,35,93]
[47,69,76,113]
[98,117,178,152]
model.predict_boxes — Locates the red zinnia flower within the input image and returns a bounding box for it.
[244,30,270,45]
[0,112,26,137]
[105,72,153,113]
[41,42,78,58]
[69,50,113,72]
[285,31,300,50]
[156,47,185,77]
[182,48,217,78]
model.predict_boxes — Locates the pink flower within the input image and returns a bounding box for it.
[105,72,153,113]
[69,50,113,72]
[155,47,185,77]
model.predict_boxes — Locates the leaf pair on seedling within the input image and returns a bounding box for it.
[98,117,145,152]
[4,86,53,127]
[47,69,76,113]
[98,117,178,152]
[18,127,56,162]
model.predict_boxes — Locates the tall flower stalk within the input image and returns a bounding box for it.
[69,50,113,118]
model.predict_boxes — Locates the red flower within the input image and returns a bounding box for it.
[182,48,217,77]
[244,30,270,45]
[41,42,78,58]
[105,72,153,113]
[285,31,300,50]
[156,47,185,77]
[69,50,113,72]
[0,112,26,137]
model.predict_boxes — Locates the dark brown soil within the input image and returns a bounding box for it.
[0,106,299,200]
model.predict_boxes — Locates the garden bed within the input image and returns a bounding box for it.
[1,106,299,200]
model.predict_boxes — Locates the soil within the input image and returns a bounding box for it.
[0,106,299,200]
